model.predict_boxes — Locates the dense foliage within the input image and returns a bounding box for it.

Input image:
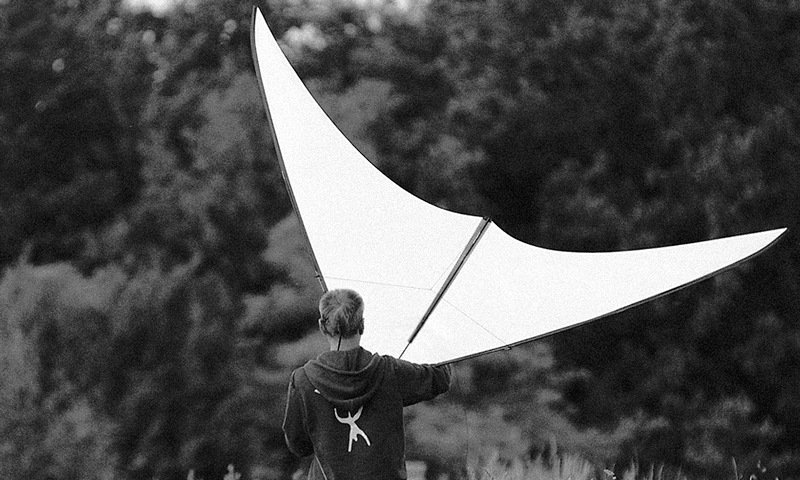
[1,0,799,479]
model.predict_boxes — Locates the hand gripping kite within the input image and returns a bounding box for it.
[250,8,786,365]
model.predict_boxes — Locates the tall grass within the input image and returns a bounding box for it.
[465,440,690,480]
[465,453,779,480]
[468,450,595,480]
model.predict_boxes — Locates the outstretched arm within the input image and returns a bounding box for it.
[393,358,452,406]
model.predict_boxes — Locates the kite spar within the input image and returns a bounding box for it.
[250,8,786,365]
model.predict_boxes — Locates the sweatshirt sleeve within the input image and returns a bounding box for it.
[282,370,314,458]
[391,358,452,406]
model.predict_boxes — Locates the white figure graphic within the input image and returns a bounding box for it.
[334,406,371,452]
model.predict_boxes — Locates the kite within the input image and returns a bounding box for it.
[250,8,786,365]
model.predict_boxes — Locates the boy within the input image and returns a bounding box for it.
[283,289,452,479]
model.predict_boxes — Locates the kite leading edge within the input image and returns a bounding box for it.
[250,8,787,365]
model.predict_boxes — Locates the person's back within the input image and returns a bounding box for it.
[282,289,451,479]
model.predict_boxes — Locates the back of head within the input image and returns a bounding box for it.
[318,289,364,338]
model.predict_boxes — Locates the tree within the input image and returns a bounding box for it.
[0,0,147,266]
[0,261,123,480]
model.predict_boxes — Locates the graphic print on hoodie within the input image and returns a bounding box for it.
[283,347,451,480]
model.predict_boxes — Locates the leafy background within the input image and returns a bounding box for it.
[1,0,799,479]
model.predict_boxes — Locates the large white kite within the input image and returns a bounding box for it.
[250,9,785,365]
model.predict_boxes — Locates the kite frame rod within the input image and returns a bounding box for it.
[400,217,493,357]
[250,6,327,293]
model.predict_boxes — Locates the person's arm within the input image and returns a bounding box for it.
[282,371,314,457]
[392,358,452,406]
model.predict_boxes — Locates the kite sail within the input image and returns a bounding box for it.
[250,9,786,365]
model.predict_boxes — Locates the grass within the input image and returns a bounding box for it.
[187,452,778,480]
[468,450,595,480]
[468,456,686,480]
[464,439,689,480]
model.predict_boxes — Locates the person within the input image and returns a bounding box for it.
[283,288,452,480]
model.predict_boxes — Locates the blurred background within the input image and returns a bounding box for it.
[1,0,799,479]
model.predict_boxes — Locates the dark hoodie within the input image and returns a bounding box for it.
[283,347,451,480]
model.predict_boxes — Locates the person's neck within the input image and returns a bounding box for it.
[329,334,361,351]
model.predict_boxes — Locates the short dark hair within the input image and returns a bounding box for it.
[318,289,365,338]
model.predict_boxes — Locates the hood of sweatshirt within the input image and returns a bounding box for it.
[303,347,387,411]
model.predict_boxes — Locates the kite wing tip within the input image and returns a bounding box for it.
[763,226,789,245]
[251,6,268,38]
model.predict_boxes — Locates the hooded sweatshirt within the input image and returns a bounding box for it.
[283,347,451,480]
